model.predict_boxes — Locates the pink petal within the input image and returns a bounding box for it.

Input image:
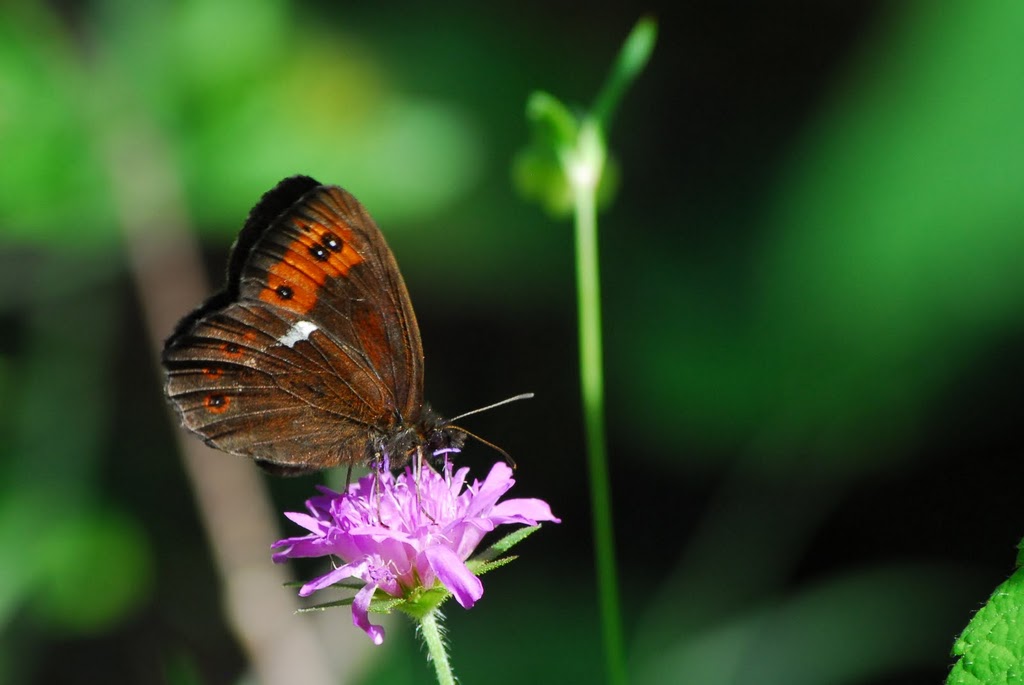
[445,519,496,560]
[448,466,471,495]
[299,559,366,597]
[352,582,385,645]
[490,498,561,524]
[462,463,515,518]
[422,546,483,609]
[270,534,335,562]
[283,511,328,534]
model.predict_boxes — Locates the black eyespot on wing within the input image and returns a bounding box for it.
[322,232,342,252]
[308,244,329,261]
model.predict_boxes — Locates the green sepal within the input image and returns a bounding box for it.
[369,595,407,615]
[526,91,580,152]
[513,99,620,218]
[512,143,574,218]
[392,585,451,621]
[947,540,1024,684]
[513,92,578,217]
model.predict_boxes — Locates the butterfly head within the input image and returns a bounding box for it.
[424,416,468,462]
[373,405,467,470]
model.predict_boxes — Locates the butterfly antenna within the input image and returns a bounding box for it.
[446,392,535,423]
[447,425,518,469]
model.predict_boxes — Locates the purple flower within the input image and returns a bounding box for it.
[271,461,560,644]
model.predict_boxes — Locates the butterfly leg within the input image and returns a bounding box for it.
[413,445,423,505]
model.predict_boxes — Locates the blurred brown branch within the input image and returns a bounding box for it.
[99,94,367,684]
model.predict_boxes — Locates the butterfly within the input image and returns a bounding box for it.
[163,175,520,476]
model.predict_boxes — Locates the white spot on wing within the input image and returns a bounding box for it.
[278,320,318,348]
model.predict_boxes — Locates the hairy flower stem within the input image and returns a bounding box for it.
[420,610,455,685]
[569,121,628,685]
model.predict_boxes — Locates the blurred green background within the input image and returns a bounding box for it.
[3,2,1024,684]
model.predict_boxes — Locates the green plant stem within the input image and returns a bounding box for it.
[570,122,628,685]
[420,610,456,685]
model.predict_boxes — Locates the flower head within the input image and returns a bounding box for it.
[271,461,560,644]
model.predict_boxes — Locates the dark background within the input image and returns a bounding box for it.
[2,2,1023,684]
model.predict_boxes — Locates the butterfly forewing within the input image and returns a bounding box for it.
[238,186,424,414]
[163,177,426,473]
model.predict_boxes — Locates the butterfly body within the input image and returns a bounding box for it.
[163,176,464,476]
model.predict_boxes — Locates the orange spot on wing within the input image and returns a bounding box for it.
[202,367,223,379]
[222,342,243,356]
[205,394,230,414]
[338,243,362,270]
[259,218,365,314]
[261,272,319,313]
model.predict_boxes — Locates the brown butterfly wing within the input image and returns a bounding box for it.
[163,176,425,474]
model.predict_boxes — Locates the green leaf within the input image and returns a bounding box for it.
[618,1,1024,468]
[948,544,1024,684]
[473,525,542,564]
[592,15,658,126]
[297,597,356,613]
[297,591,409,615]
[31,507,152,633]
[0,6,114,245]
[466,554,518,577]
[284,578,365,590]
